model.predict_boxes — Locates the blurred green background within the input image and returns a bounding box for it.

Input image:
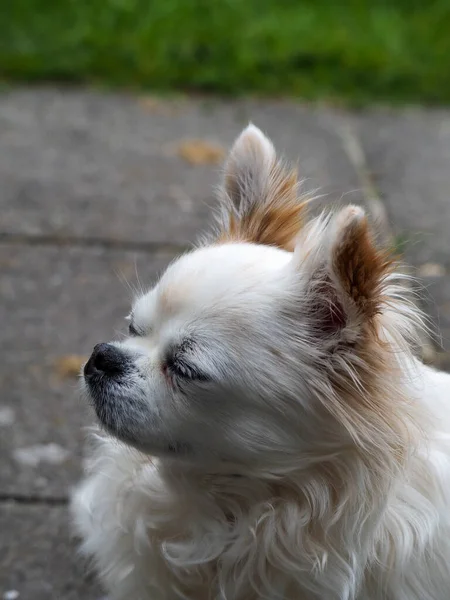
[2,0,450,105]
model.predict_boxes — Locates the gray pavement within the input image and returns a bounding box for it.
[1,88,450,599]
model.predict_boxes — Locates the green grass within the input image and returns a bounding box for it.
[2,0,450,104]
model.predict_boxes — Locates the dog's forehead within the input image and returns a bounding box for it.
[170,243,288,278]
[164,244,290,307]
[134,243,291,323]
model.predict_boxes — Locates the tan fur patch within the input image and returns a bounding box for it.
[333,215,394,319]
[218,164,306,251]
[329,334,418,456]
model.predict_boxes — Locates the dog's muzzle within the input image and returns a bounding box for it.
[84,343,128,379]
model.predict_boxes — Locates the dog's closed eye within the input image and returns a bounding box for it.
[128,322,143,337]
[166,357,209,382]
[164,340,210,382]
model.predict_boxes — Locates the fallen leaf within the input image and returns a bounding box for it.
[176,139,225,165]
[0,257,18,268]
[54,355,87,379]
[138,95,178,115]
[138,95,163,112]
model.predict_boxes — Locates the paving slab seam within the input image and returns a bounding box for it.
[0,232,189,254]
[0,493,68,506]
[333,119,390,235]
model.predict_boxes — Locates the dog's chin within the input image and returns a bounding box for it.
[98,411,196,462]
[84,377,197,461]
[109,428,196,461]
[83,376,257,472]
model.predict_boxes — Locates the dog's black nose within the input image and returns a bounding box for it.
[84,343,126,377]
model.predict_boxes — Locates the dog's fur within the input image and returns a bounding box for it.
[71,125,450,600]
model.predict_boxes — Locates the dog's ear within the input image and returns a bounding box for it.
[330,206,392,321]
[223,124,277,211]
[218,124,305,251]
[295,205,392,338]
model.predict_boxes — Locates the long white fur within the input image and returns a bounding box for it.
[72,125,450,600]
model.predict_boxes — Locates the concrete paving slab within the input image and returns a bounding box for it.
[0,243,176,498]
[355,108,450,355]
[355,108,450,266]
[0,89,364,245]
[0,502,101,600]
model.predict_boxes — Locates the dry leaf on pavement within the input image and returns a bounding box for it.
[176,139,225,165]
[138,95,178,115]
[54,355,87,379]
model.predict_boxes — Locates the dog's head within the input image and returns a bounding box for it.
[84,125,413,470]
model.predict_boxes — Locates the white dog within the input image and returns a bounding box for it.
[72,125,450,600]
